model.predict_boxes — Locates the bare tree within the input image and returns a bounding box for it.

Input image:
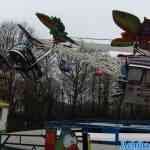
[58,46,120,119]
[59,53,92,118]
[0,21,36,120]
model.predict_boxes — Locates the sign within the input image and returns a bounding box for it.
[120,141,150,150]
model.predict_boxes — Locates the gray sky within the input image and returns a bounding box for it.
[1,0,150,40]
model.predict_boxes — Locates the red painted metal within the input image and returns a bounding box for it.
[45,129,57,150]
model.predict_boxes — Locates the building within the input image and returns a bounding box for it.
[120,55,150,105]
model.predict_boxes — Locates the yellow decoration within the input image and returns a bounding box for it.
[0,101,9,108]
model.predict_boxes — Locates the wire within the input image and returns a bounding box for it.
[71,36,112,41]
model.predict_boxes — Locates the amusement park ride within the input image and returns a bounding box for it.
[0,12,81,150]
[111,10,150,106]
[0,13,78,82]
[1,10,150,150]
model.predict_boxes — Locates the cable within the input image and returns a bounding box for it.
[71,36,112,41]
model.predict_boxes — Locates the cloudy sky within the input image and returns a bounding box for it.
[0,0,150,40]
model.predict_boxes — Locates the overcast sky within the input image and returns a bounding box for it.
[1,0,150,40]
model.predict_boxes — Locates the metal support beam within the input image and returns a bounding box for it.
[82,131,88,150]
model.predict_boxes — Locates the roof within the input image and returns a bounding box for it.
[128,56,150,69]
[0,101,9,108]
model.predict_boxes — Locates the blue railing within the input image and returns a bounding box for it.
[47,120,150,149]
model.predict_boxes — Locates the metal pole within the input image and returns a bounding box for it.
[28,44,55,70]
[82,130,88,150]
[115,132,119,144]
[45,55,48,80]
[19,135,21,145]
[32,145,37,150]
[0,135,1,150]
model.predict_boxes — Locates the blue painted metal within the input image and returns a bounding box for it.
[47,121,150,145]
[47,121,150,132]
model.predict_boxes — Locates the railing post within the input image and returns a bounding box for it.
[82,130,88,150]
[19,135,21,145]
[0,134,1,150]
[115,131,119,144]
[45,128,57,150]
[87,134,92,150]
[32,145,37,150]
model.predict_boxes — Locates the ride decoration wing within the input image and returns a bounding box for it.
[111,10,150,51]
[139,18,150,42]
[111,31,135,47]
[36,13,78,45]
[112,10,141,35]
